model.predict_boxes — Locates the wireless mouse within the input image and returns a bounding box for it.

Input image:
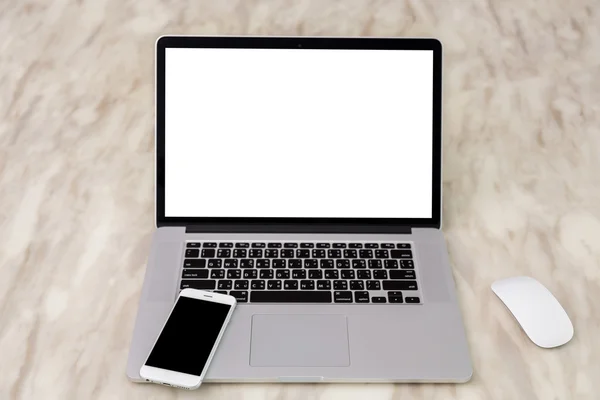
[491,276,574,348]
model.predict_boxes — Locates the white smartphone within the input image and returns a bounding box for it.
[140,289,236,389]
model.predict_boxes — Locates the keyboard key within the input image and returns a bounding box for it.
[203,242,217,248]
[359,250,373,258]
[343,250,358,258]
[230,290,248,302]
[235,280,249,290]
[233,249,247,258]
[349,243,363,248]
[288,259,302,268]
[252,243,266,248]
[268,243,282,248]
[227,270,241,279]
[384,260,398,269]
[309,270,322,279]
[325,270,339,279]
[207,259,222,268]
[357,270,371,279]
[211,270,225,279]
[243,269,258,279]
[297,249,310,258]
[316,280,331,290]
[382,281,418,290]
[267,280,282,290]
[200,249,215,258]
[336,259,350,268]
[389,270,416,279]
[292,270,306,279]
[272,259,286,269]
[300,243,314,248]
[183,259,206,268]
[256,259,270,268]
[328,249,342,258]
[406,296,420,303]
[350,280,364,290]
[186,242,201,248]
[251,291,332,303]
[365,243,379,249]
[312,249,326,258]
[375,250,389,259]
[300,280,315,290]
[235,242,250,248]
[265,249,279,258]
[284,280,298,290]
[181,280,216,290]
[316,243,330,248]
[367,280,381,290]
[304,259,318,268]
[390,250,412,259]
[381,243,395,249]
[334,291,353,303]
[240,259,254,269]
[355,291,370,303]
[320,259,334,268]
[224,259,238,268]
[400,260,414,269]
[284,243,298,248]
[334,280,348,290]
[388,291,404,303]
[373,270,387,279]
[249,249,263,258]
[219,242,233,248]
[260,270,274,279]
[333,243,347,248]
[182,269,209,279]
[213,290,228,295]
[281,249,295,258]
[397,243,411,249]
[352,259,367,269]
[372,296,387,303]
[218,280,232,290]
[368,260,383,269]
[276,270,290,279]
[341,270,355,279]
[185,249,200,258]
[251,280,266,290]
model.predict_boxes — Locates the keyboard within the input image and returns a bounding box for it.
[180,241,421,304]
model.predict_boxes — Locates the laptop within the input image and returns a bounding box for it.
[126,36,472,383]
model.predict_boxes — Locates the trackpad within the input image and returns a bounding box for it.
[250,314,350,367]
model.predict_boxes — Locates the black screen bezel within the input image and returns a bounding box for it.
[156,36,442,232]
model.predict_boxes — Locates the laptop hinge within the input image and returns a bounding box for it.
[185,224,412,234]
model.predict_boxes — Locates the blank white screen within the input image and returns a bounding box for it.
[164,48,433,218]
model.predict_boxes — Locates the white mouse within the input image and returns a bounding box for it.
[491,276,574,348]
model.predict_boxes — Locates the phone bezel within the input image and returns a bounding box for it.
[139,289,237,389]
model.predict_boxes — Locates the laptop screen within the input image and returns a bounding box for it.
[164,47,434,219]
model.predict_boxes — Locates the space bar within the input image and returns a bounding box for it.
[250,291,332,303]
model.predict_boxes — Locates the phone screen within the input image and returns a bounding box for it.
[145,296,232,376]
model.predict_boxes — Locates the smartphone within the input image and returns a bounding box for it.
[140,289,236,389]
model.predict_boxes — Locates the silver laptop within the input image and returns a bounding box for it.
[126,36,472,383]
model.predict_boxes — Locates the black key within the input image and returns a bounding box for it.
[382,281,418,291]
[406,296,420,303]
[218,280,232,290]
[251,291,332,303]
[252,243,266,248]
[334,291,353,303]
[297,249,310,258]
[207,259,222,268]
[213,290,228,295]
[267,280,282,290]
[372,296,387,303]
[309,270,322,279]
[288,259,302,268]
[334,280,347,290]
[304,259,318,268]
[249,249,263,258]
[367,280,381,290]
[343,250,358,258]
[219,242,233,248]
[211,269,225,279]
[292,270,306,279]
[359,250,373,258]
[200,249,215,258]
[300,243,314,248]
[384,260,398,269]
[357,270,371,279]
[381,243,395,249]
[233,249,247,258]
[284,243,298,248]
[316,243,330,248]
[320,259,334,269]
[251,280,266,290]
[227,270,241,279]
[182,269,209,279]
[328,249,342,258]
[397,243,411,249]
[355,291,370,303]
[186,242,201,248]
[272,259,286,269]
[388,291,404,303]
[281,249,295,258]
[268,243,282,248]
[265,249,279,258]
[284,280,298,290]
[400,260,415,269]
[260,270,274,279]
[276,270,290,279]
[183,259,206,268]
[390,250,413,259]
[300,280,315,290]
[390,270,416,279]
[230,290,248,302]
[369,260,383,269]
[240,259,254,269]
[235,280,249,290]
[256,259,270,268]
[336,259,350,268]
[325,270,339,279]
[203,242,217,248]
[352,259,367,269]
[349,243,363,248]
[375,250,389,259]
[373,270,387,279]
[317,280,331,290]
[350,280,364,290]
[312,249,326,258]
[235,242,250,248]
[333,243,347,248]
[243,269,258,279]
[180,279,216,290]
[223,259,238,268]
[341,270,355,279]
[365,243,379,249]
[185,249,200,258]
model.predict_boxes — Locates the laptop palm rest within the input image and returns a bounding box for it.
[250,314,350,367]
